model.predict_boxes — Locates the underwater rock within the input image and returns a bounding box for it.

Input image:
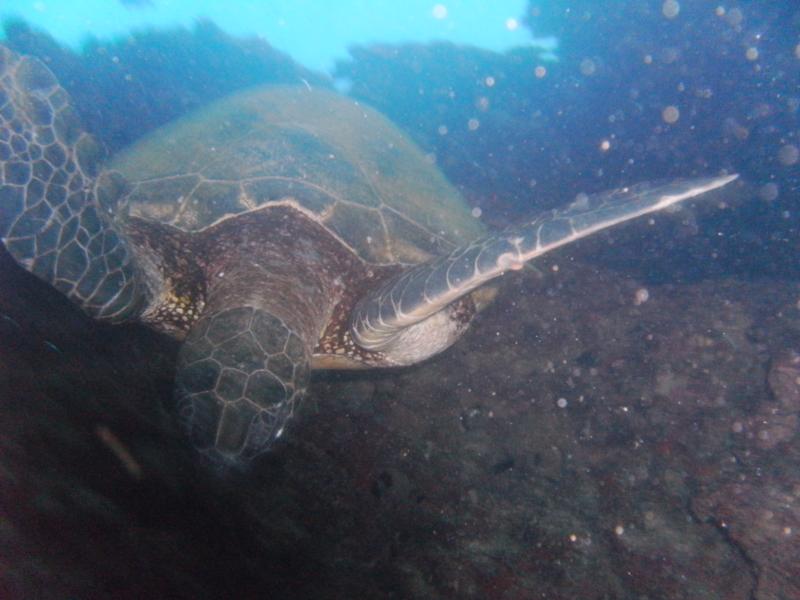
[337,3,800,281]
[693,474,800,600]
[2,19,329,153]
[737,350,800,450]
[768,350,800,409]
[3,239,800,597]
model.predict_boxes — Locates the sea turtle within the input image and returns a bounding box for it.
[0,46,737,467]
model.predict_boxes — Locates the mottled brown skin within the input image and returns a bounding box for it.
[123,202,428,366]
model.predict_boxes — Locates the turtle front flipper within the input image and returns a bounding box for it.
[0,46,143,320]
[175,306,309,466]
[352,174,738,363]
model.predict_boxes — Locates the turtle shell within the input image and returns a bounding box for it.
[103,86,484,265]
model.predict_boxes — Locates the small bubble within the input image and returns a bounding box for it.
[471,206,482,218]
[661,47,679,64]
[467,118,480,131]
[778,144,799,166]
[724,117,749,140]
[662,0,680,19]
[615,525,625,536]
[745,47,759,61]
[599,139,611,151]
[432,4,447,19]
[727,8,743,26]
[580,58,596,76]
[484,76,496,87]
[662,105,680,124]
[557,397,568,408]
[505,18,519,31]
[534,65,547,78]
[758,183,779,201]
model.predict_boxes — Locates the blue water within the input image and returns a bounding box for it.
[1,0,535,73]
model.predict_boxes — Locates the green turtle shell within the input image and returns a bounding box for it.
[103,86,484,265]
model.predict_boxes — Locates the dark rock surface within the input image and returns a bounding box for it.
[3,236,799,598]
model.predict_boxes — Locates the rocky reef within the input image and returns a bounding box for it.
[1,19,329,153]
[3,239,800,597]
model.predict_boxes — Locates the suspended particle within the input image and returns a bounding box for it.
[484,75,496,87]
[437,124,448,136]
[758,183,779,202]
[746,47,759,61]
[661,47,680,64]
[467,118,480,131]
[432,4,447,19]
[599,139,611,152]
[662,0,680,19]
[778,144,799,166]
[506,18,519,31]
[534,65,547,78]
[662,105,680,124]
[727,8,744,26]
[471,206,482,218]
[580,58,596,76]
